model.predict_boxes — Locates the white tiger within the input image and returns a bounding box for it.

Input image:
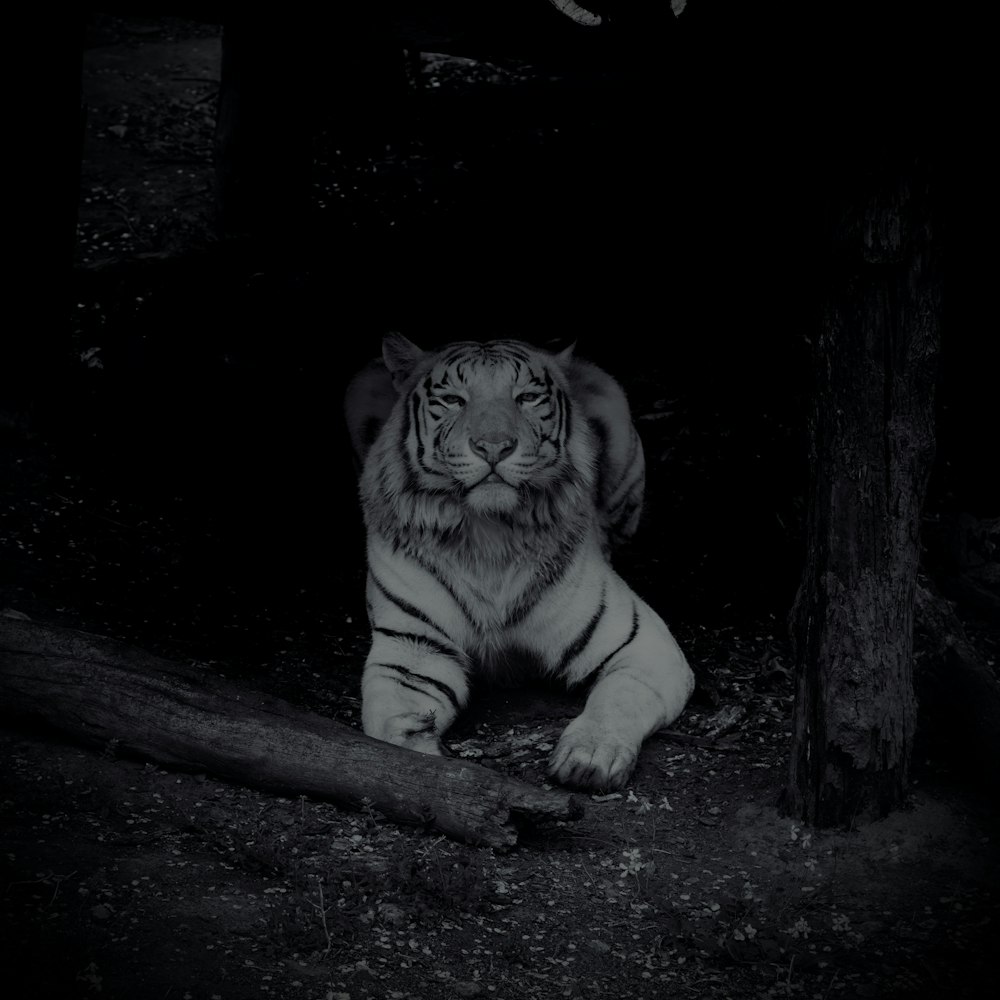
[344,334,693,791]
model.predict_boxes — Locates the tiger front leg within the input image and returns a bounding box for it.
[360,635,470,755]
[549,616,694,792]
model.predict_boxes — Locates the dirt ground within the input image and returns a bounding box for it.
[2,14,998,1000]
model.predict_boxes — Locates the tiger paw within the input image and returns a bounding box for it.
[396,731,446,756]
[548,719,638,792]
[366,713,446,756]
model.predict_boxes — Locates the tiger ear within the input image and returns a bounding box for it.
[554,341,576,368]
[382,332,424,387]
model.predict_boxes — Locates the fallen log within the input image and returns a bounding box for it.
[0,617,583,849]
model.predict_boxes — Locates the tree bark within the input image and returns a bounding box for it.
[0,617,582,850]
[785,152,941,826]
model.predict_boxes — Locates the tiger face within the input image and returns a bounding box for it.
[391,339,578,514]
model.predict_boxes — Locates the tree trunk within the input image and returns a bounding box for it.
[0,617,582,850]
[785,152,941,826]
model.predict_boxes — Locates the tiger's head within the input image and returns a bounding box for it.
[380,334,592,515]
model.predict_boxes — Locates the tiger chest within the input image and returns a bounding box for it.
[437,557,539,631]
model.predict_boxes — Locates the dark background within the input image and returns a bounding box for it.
[2,11,997,996]
[3,2,995,664]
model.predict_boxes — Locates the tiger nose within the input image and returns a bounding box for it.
[470,437,516,464]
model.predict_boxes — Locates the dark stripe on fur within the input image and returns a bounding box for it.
[372,661,461,711]
[413,391,439,477]
[504,530,579,627]
[549,386,566,450]
[369,570,453,639]
[439,343,478,368]
[398,386,412,458]
[395,678,448,708]
[432,422,447,456]
[495,344,531,363]
[594,602,641,677]
[373,626,467,668]
[555,585,607,674]
[396,393,426,500]
[409,549,481,627]
[538,401,563,454]
[544,372,562,449]
[588,416,609,505]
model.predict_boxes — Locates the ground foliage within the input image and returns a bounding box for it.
[2,13,998,1000]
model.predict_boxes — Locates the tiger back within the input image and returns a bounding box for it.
[346,334,693,792]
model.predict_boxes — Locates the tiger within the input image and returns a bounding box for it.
[343,334,694,792]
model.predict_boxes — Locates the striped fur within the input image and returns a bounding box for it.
[348,334,693,791]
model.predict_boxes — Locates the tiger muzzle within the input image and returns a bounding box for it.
[470,437,517,465]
